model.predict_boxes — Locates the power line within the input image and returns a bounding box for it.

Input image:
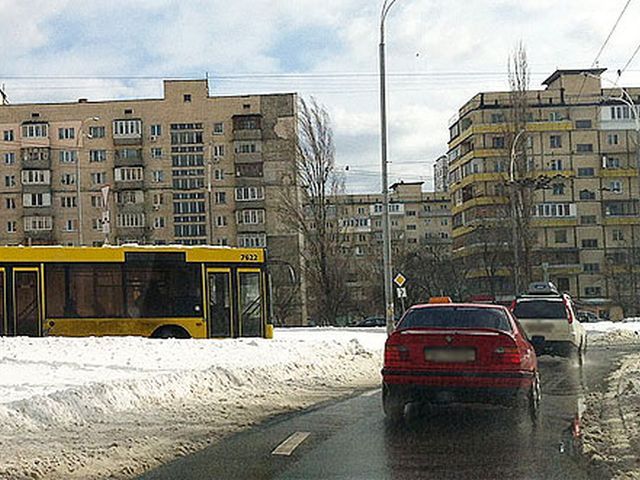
[591,0,633,68]
[619,41,640,75]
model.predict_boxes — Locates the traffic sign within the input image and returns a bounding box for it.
[393,273,406,287]
[396,287,407,298]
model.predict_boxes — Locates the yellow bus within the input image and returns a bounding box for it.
[0,245,272,339]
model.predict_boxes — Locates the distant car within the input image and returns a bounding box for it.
[577,311,600,323]
[382,298,540,423]
[511,282,587,358]
[353,316,386,327]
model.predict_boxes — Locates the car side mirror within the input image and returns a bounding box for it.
[530,336,545,355]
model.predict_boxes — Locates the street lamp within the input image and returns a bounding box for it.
[509,129,527,297]
[379,0,399,335]
[77,116,100,245]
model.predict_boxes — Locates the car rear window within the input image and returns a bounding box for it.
[398,307,512,332]
[513,300,567,319]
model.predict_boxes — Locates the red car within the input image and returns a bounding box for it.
[382,299,541,422]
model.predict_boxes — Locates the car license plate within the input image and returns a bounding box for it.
[424,348,476,362]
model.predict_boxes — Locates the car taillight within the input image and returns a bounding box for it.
[509,300,517,312]
[563,297,574,324]
[384,344,410,366]
[493,346,522,365]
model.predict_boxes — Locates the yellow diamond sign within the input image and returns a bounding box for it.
[393,273,406,287]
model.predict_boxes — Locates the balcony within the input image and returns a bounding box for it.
[21,148,51,169]
[114,149,143,167]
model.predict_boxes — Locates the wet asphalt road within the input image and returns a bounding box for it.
[140,346,630,480]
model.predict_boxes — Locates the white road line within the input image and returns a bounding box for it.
[361,388,381,397]
[271,431,311,456]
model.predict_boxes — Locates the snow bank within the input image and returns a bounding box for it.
[582,353,640,479]
[585,321,640,347]
[0,328,386,479]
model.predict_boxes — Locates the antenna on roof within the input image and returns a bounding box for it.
[0,84,8,105]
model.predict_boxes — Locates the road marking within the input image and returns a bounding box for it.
[361,388,381,397]
[271,431,311,456]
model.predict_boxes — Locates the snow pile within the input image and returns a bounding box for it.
[582,353,640,479]
[0,328,386,480]
[585,321,640,347]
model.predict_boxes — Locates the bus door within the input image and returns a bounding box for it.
[13,268,41,336]
[206,268,233,338]
[0,268,5,335]
[237,268,264,338]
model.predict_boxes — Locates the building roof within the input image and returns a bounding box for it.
[542,68,607,86]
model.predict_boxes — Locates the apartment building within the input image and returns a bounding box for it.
[447,68,640,319]
[333,182,452,316]
[434,154,449,192]
[0,79,306,323]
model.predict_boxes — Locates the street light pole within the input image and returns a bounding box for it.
[379,0,399,335]
[509,129,526,297]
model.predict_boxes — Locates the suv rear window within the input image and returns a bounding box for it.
[513,300,567,319]
[399,306,512,331]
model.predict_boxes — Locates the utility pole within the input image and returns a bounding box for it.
[379,0,399,335]
[0,84,8,105]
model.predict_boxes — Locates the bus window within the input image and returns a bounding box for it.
[239,271,262,337]
[208,270,232,337]
[14,270,40,336]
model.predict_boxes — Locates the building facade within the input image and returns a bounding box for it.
[331,182,452,318]
[447,68,640,319]
[434,154,449,192]
[0,79,307,323]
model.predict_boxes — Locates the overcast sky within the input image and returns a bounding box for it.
[2,0,640,192]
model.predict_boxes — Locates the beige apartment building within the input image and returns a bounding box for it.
[447,68,640,319]
[333,182,452,317]
[0,79,307,324]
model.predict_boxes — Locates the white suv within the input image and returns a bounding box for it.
[511,282,587,358]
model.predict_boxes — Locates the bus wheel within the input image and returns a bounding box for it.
[151,326,191,339]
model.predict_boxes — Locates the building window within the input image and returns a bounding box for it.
[90,172,106,185]
[114,167,144,182]
[610,105,630,120]
[61,173,76,185]
[5,198,16,209]
[214,191,227,204]
[552,183,565,195]
[581,239,598,248]
[491,136,505,149]
[605,157,621,169]
[238,233,266,248]
[213,145,225,157]
[63,219,78,232]
[607,133,619,145]
[575,119,592,129]
[609,180,622,193]
[583,263,600,273]
[152,170,164,183]
[24,216,53,231]
[213,122,224,134]
[549,135,562,148]
[215,215,227,227]
[89,149,107,162]
[60,196,77,208]
[214,169,224,180]
[576,143,593,153]
[58,127,75,140]
[89,125,106,138]
[152,193,163,206]
[150,124,162,136]
[236,209,265,225]
[584,286,602,297]
[554,230,567,243]
[3,130,14,141]
[113,119,142,137]
[5,175,16,187]
[549,159,564,171]
[91,195,104,208]
[22,192,51,207]
[59,150,78,164]
[407,224,417,231]
[3,152,15,165]
[183,94,192,103]
[7,221,16,233]
[579,189,596,200]
[580,215,596,225]
[490,113,505,123]
[151,148,162,159]
[116,213,145,228]
[22,123,48,138]
[613,229,624,241]
[235,142,259,154]
[153,217,166,229]
[534,203,575,217]
[577,167,595,177]
[21,170,51,185]
[235,186,264,201]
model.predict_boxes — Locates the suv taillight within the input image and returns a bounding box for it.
[384,344,410,367]
[563,297,574,324]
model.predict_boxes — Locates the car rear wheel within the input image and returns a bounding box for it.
[528,372,541,424]
[382,384,405,422]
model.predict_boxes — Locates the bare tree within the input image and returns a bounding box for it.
[278,97,350,326]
